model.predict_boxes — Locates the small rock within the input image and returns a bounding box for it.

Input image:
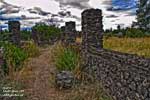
[55,71,75,89]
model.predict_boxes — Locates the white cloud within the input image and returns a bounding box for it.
[1,0,136,30]
[5,0,60,14]
[55,0,90,9]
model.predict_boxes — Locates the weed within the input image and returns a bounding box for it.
[52,43,80,71]
[0,42,27,75]
[22,41,40,57]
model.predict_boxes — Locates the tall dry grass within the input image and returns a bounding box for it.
[104,37,150,58]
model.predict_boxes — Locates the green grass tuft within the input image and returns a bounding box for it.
[52,43,80,71]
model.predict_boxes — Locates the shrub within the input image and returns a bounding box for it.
[0,42,27,75]
[56,48,79,71]
[52,43,80,71]
[104,32,115,37]
[20,30,31,41]
[104,28,149,38]
[125,28,145,38]
[32,24,61,42]
[0,31,11,41]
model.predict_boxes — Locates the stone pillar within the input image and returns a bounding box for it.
[64,21,76,44]
[60,26,65,42]
[32,28,39,45]
[8,21,21,46]
[82,9,103,51]
[61,26,65,32]
[0,48,4,67]
[0,47,4,78]
[65,21,76,33]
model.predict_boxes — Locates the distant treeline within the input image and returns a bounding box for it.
[104,28,150,38]
[0,24,61,41]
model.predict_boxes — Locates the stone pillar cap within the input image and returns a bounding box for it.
[82,8,102,15]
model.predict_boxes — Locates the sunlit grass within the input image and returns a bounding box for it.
[103,37,150,58]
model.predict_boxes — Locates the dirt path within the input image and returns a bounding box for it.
[17,46,111,100]
[18,46,77,100]
[19,47,58,100]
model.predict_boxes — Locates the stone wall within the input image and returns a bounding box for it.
[85,47,150,100]
[8,21,21,46]
[81,9,150,100]
[63,21,76,44]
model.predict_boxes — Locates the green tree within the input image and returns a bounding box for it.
[136,0,150,30]
[32,24,61,42]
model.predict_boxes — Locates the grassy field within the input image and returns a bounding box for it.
[104,37,150,58]
[1,37,150,100]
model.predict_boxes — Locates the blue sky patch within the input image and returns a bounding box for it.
[112,0,137,10]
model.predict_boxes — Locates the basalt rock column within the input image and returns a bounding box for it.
[32,28,39,45]
[0,47,4,79]
[64,21,76,44]
[81,9,103,77]
[61,26,66,32]
[8,21,21,46]
[60,26,66,42]
[82,9,103,51]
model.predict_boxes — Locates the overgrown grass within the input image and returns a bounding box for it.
[0,79,26,100]
[20,30,31,41]
[48,82,112,100]
[21,41,40,58]
[63,82,112,100]
[51,43,80,71]
[0,42,27,75]
[104,37,150,57]
[0,41,39,76]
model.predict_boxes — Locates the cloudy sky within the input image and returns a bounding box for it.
[0,0,138,30]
